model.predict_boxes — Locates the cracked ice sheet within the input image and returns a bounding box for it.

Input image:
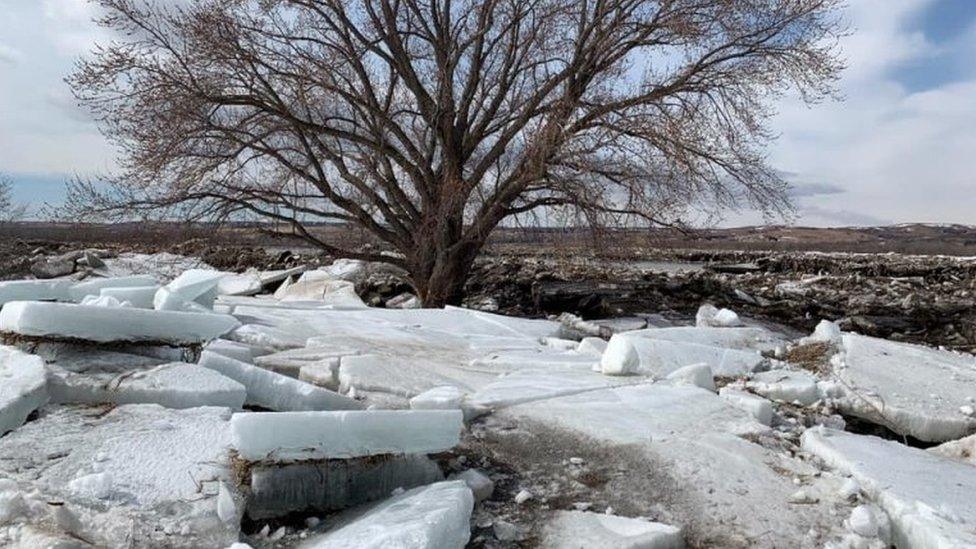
[496,384,848,548]
[466,368,649,415]
[0,346,48,435]
[0,404,240,548]
[833,334,976,442]
[802,427,976,549]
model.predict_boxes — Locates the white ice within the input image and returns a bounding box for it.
[0,404,241,547]
[410,386,465,410]
[664,363,716,392]
[696,304,743,328]
[298,480,473,549]
[747,369,821,406]
[0,301,240,344]
[198,351,361,411]
[99,285,159,308]
[831,334,976,442]
[0,279,72,307]
[802,427,976,548]
[541,511,684,549]
[0,346,48,435]
[718,388,774,426]
[48,361,246,409]
[231,409,463,461]
[449,469,494,502]
[601,333,765,377]
[67,275,158,303]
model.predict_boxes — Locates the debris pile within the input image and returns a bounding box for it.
[0,254,974,548]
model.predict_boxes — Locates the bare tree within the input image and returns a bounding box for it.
[0,174,27,224]
[68,0,843,306]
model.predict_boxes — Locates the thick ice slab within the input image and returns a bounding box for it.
[338,354,488,398]
[747,369,821,406]
[298,480,473,549]
[410,386,465,410]
[100,285,159,308]
[0,404,240,547]
[622,326,785,352]
[497,384,847,547]
[246,454,443,519]
[48,362,246,409]
[254,346,359,378]
[231,409,463,461]
[67,275,158,302]
[199,351,360,411]
[0,346,48,435]
[601,334,765,378]
[719,388,773,426]
[832,334,976,442]
[802,427,976,548]
[466,369,641,415]
[0,279,72,306]
[204,338,257,363]
[541,511,684,549]
[0,301,240,345]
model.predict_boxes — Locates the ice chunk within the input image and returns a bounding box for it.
[626,326,785,352]
[0,404,240,547]
[231,409,463,461]
[199,351,361,411]
[0,301,240,344]
[696,304,743,328]
[0,346,48,435]
[747,369,821,406]
[601,333,764,378]
[276,278,367,308]
[227,323,310,350]
[205,339,256,363]
[100,285,159,309]
[299,360,341,390]
[297,480,472,549]
[449,469,494,503]
[410,386,464,410]
[466,369,637,416]
[665,363,715,392]
[79,294,129,308]
[0,279,72,306]
[246,454,443,519]
[67,275,158,302]
[578,337,608,356]
[832,334,976,442]
[254,346,360,377]
[217,272,263,296]
[338,354,482,398]
[799,320,842,345]
[928,433,976,465]
[802,427,976,548]
[48,362,246,409]
[718,388,773,426]
[541,511,684,549]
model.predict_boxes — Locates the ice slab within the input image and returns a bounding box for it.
[449,469,494,502]
[276,278,367,308]
[718,388,773,426]
[929,433,976,465]
[747,369,821,406]
[466,369,640,415]
[246,454,443,519]
[665,363,716,392]
[299,360,341,390]
[231,409,463,461]
[48,361,246,409]
[832,334,976,442]
[601,334,765,378]
[471,349,599,373]
[338,354,486,398]
[578,336,608,356]
[0,301,240,345]
[541,511,684,549]
[410,386,465,410]
[205,338,257,363]
[0,404,240,547]
[0,346,48,435]
[199,351,361,411]
[297,480,473,549]
[623,326,785,352]
[67,275,158,302]
[254,346,359,378]
[99,285,159,308]
[696,304,743,328]
[802,427,976,548]
[0,279,71,306]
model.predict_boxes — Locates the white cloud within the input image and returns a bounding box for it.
[763,0,976,227]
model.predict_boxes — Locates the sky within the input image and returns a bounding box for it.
[0,0,974,227]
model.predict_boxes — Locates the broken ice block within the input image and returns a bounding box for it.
[601,332,765,378]
[718,388,773,426]
[231,409,463,461]
[665,363,716,392]
[99,285,159,309]
[198,351,361,411]
[0,301,240,344]
[48,362,246,409]
[67,275,158,302]
[541,511,684,549]
[204,338,257,363]
[449,469,494,502]
[802,427,976,548]
[747,369,821,406]
[297,480,473,549]
[0,279,72,307]
[247,454,443,519]
[410,386,465,410]
[154,269,225,311]
[0,346,48,435]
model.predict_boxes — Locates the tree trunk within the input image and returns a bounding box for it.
[410,241,482,308]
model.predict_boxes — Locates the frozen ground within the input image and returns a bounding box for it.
[0,253,973,548]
